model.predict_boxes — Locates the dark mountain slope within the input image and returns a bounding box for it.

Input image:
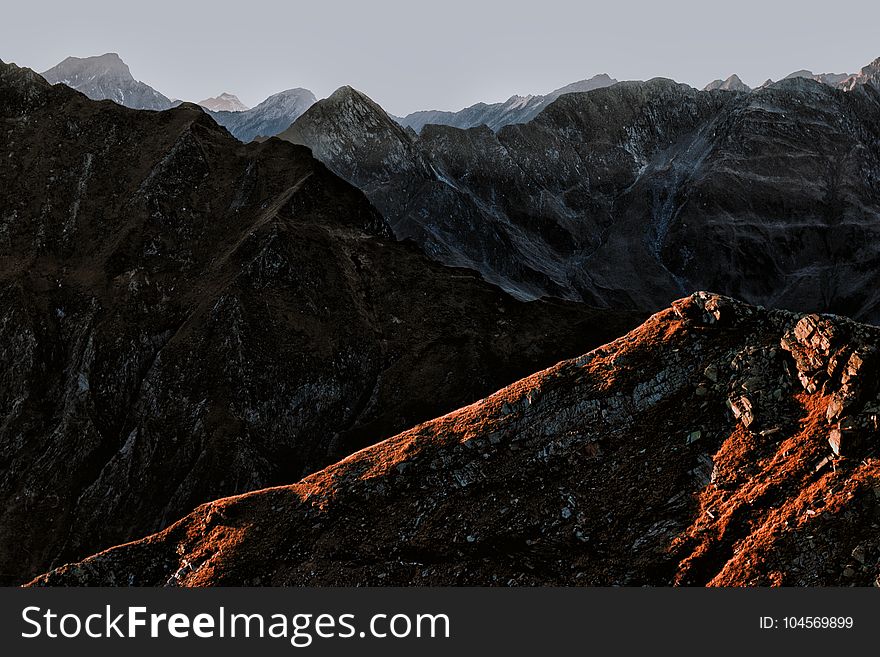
[281,79,734,305]
[280,86,574,300]
[33,293,880,587]
[0,60,638,584]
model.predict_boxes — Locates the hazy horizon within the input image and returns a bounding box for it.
[2,0,879,115]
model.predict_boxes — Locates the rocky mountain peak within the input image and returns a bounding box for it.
[549,73,618,97]
[41,52,172,111]
[703,74,751,92]
[258,87,316,109]
[198,92,248,112]
[840,56,880,91]
[46,52,132,81]
[279,85,421,174]
[206,87,317,142]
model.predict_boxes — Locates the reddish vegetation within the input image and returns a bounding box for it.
[30,293,880,587]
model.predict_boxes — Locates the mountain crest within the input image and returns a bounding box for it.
[704,74,751,92]
[41,53,172,111]
[198,92,248,112]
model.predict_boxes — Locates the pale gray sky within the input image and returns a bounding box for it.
[2,0,879,115]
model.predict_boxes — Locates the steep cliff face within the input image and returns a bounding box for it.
[281,67,880,323]
[32,293,880,587]
[840,57,880,91]
[0,60,639,584]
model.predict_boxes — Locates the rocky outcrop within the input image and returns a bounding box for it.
[0,59,639,584]
[840,57,880,92]
[282,61,880,323]
[32,293,880,587]
[41,53,173,110]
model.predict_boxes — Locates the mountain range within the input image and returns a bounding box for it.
[395,74,618,132]
[278,58,880,325]
[0,58,636,585]
[4,51,880,588]
[206,87,317,142]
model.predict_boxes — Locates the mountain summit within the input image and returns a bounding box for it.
[840,57,880,91]
[198,92,248,112]
[207,87,317,142]
[41,53,173,110]
[703,74,751,92]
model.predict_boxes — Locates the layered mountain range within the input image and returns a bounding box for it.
[5,51,880,588]
[279,58,880,324]
[0,59,637,584]
[31,293,880,586]
[207,87,317,142]
[395,74,618,133]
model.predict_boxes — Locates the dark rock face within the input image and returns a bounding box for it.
[397,74,618,133]
[0,60,639,584]
[208,88,317,142]
[33,293,880,587]
[280,67,880,323]
[41,53,173,111]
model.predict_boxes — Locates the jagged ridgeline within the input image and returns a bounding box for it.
[0,59,639,584]
[279,61,880,322]
[36,52,880,323]
[31,294,880,587]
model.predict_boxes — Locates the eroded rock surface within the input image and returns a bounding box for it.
[33,294,879,587]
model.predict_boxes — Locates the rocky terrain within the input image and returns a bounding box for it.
[198,92,249,112]
[0,59,639,585]
[841,57,880,91]
[280,60,880,323]
[42,53,174,111]
[31,293,880,587]
[396,74,618,133]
